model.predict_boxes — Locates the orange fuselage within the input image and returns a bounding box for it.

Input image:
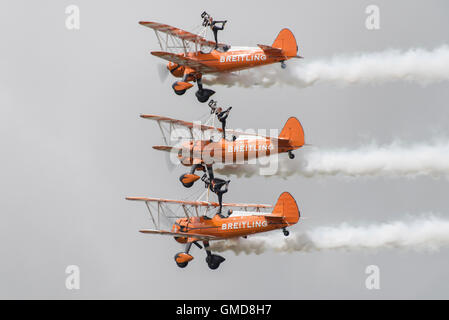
[172,214,287,243]
[169,47,286,78]
[178,137,298,166]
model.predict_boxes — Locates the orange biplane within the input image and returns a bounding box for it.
[140,114,305,188]
[139,19,301,102]
[127,192,300,269]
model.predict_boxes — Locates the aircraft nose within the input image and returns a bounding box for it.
[167,62,178,72]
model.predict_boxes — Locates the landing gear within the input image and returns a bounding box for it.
[204,241,225,270]
[173,240,226,270]
[174,89,186,96]
[172,82,187,95]
[182,182,193,188]
[196,89,215,103]
[174,253,189,268]
[174,243,194,268]
[206,254,226,270]
[172,77,194,96]
[288,151,295,159]
[195,78,215,103]
[281,61,287,69]
[179,165,203,188]
[282,227,290,237]
[179,176,194,188]
[179,173,200,188]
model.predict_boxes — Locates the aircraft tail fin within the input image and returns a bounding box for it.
[272,28,299,58]
[279,117,305,149]
[271,192,300,225]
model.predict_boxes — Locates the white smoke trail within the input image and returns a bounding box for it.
[215,140,449,178]
[210,215,449,254]
[203,45,449,88]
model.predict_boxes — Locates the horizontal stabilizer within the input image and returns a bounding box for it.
[257,44,284,56]
[264,215,287,221]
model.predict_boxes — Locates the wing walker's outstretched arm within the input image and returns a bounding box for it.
[202,172,231,218]
[201,12,228,50]
[209,100,232,139]
[211,20,227,49]
[217,106,232,139]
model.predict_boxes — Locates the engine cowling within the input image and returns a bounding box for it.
[167,62,184,78]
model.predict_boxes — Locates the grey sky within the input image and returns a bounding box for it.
[1,0,449,299]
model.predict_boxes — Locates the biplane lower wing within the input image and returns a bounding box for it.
[139,229,219,241]
[152,145,181,153]
[151,51,218,73]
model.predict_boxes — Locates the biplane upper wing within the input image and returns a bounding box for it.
[140,114,291,145]
[141,114,219,132]
[126,197,272,209]
[151,51,218,73]
[139,229,220,241]
[139,21,229,50]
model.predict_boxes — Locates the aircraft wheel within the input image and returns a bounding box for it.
[172,82,187,95]
[179,175,194,188]
[176,261,188,268]
[196,89,215,103]
[174,89,186,96]
[288,151,295,159]
[206,254,225,270]
[281,61,287,69]
[182,182,194,188]
[174,253,189,268]
[283,229,290,237]
[179,174,195,188]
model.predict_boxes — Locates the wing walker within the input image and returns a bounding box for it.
[129,13,304,269]
[139,11,302,102]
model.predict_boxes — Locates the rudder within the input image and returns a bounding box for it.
[271,192,300,225]
[272,28,298,58]
[279,117,305,149]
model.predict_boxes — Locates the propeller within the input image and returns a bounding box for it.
[164,149,178,173]
[157,62,169,82]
